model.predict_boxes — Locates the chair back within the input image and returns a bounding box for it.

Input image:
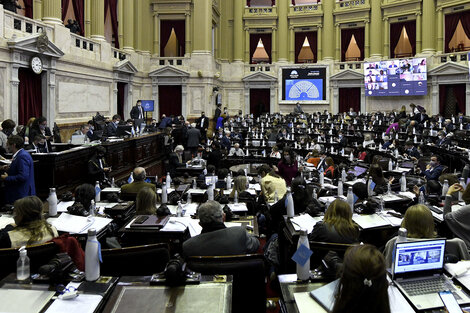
[101,243,170,276]
[186,253,266,313]
[0,242,59,279]
[308,240,355,268]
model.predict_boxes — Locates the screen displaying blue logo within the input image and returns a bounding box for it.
[141,100,154,112]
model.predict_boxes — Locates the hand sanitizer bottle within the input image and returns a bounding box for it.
[338,180,343,197]
[286,188,295,218]
[234,190,238,204]
[48,188,57,217]
[397,228,408,243]
[89,199,96,216]
[162,182,168,204]
[442,179,449,198]
[16,246,30,281]
[274,191,279,203]
[95,181,101,202]
[226,174,232,190]
[400,173,407,192]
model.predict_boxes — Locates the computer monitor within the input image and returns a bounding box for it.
[116,125,133,137]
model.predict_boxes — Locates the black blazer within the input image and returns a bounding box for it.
[196,117,209,130]
[130,105,144,119]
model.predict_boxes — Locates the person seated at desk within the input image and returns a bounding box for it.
[198,164,216,185]
[258,164,287,203]
[332,244,390,313]
[275,147,299,187]
[88,146,111,185]
[337,131,348,149]
[436,131,452,148]
[105,114,121,137]
[228,143,245,157]
[72,124,90,138]
[442,183,470,249]
[305,149,320,167]
[26,135,48,153]
[0,196,58,248]
[417,155,444,181]
[67,183,95,216]
[207,141,222,169]
[324,157,336,179]
[136,187,157,215]
[444,119,455,133]
[383,204,436,268]
[381,136,393,150]
[403,141,421,160]
[0,119,15,149]
[270,145,281,159]
[168,145,186,178]
[215,168,229,189]
[411,180,442,205]
[362,134,375,148]
[229,175,252,200]
[121,167,156,195]
[276,128,289,141]
[29,116,52,152]
[220,130,231,151]
[367,164,388,195]
[182,200,259,257]
[309,199,359,246]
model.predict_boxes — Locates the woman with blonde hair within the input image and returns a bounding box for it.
[384,204,436,267]
[229,175,249,199]
[309,199,359,244]
[136,187,157,215]
[0,196,58,248]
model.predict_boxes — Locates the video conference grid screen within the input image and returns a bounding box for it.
[364,58,427,97]
[282,68,327,101]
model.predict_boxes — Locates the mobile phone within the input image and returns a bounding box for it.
[439,291,463,313]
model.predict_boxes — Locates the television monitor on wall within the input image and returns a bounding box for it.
[280,67,327,102]
[364,58,427,96]
[141,100,155,112]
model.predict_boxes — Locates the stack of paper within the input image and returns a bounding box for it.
[290,214,323,234]
[47,213,112,234]
[45,294,103,313]
[352,213,390,229]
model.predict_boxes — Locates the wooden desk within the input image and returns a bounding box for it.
[33,133,165,198]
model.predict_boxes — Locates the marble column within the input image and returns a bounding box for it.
[369,0,382,58]
[271,28,277,62]
[364,20,370,58]
[416,13,422,54]
[122,0,134,51]
[277,0,288,62]
[383,17,389,59]
[233,0,244,62]
[84,0,91,37]
[436,8,443,54]
[317,26,322,60]
[185,13,192,56]
[335,24,340,61]
[90,0,105,40]
[322,0,334,60]
[42,0,61,25]
[33,0,42,20]
[289,26,295,62]
[244,28,250,62]
[421,0,435,54]
[193,0,211,52]
[153,13,159,56]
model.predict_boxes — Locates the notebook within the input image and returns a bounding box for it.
[392,239,470,310]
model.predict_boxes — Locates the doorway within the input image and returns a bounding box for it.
[249,89,270,118]
[339,88,360,113]
[18,67,43,125]
[117,82,126,119]
[439,84,466,117]
[159,85,182,117]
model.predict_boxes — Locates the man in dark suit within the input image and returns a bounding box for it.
[436,131,452,148]
[158,114,172,129]
[420,155,444,181]
[1,135,35,204]
[88,146,111,184]
[196,112,209,140]
[26,135,48,153]
[182,200,259,257]
[214,103,222,123]
[404,141,421,159]
[221,130,231,151]
[106,114,121,137]
[337,131,348,149]
[130,100,144,120]
[186,123,201,155]
[121,167,156,195]
[167,145,186,178]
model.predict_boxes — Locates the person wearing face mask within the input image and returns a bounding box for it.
[105,114,121,137]
[0,119,16,150]
[228,142,245,157]
[130,100,144,120]
[214,103,221,123]
[26,135,48,153]
[337,131,348,149]
[419,155,444,181]
[436,131,451,148]
[275,147,298,186]
[196,111,209,140]
[88,145,111,185]
[403,141,421,160]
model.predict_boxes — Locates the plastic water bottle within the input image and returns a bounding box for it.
[319,171,324,186]
[296,229,310,281]
[193,179,197,189]
[367,178,373,196]
[226,174,232,190]
[341,169,347,182]
[286,188,295,218]
[378,196,385,213]
[463,164,470,181]
[207,184,214,201]
[95,181,101,202]
[387,182,392,195]
[111,177,115,188]
[397,228,408,243]
[274,191,279,203]
[89,200,96,216]
[166,172,171,187]
[177,201,183,217]
[234,190,238,204]
[419,191,425,204]
[16,246,30,280]
[337,180,343,197]
[48,188,58,217]
[444,194,452,214]
[349,152,354,162]
[347,187,354,213]
[187,192,192,204]
[312,189,317,200]
[85,228,100,281]
[400,173,407,192]
[460,177,466,193]
[162,183,168,204]
[442,179,449,198]
[388,159,393,171]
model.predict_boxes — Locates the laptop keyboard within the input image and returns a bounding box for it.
[429,206,443,214]
[400,277,459,298]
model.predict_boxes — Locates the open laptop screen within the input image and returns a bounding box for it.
[394,239,446,276]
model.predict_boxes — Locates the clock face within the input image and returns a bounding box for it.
[31,57,43,74]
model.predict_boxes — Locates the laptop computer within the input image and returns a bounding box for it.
[392,239,470,310]
[348,165,368,177]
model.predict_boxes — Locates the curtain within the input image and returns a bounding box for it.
[23,0,33,19]
[341,28,364,61]
[18,68,42,126]
[339,88,360,113]
[454,84,466,115]
[403,21,416,56]
[172,20,186,56]
[250,89,270,118]
[61,0,70,22]
[390,23,404,58]
[445,13,461,53]
[250,33,272,63]
[160,20,173,56]
[306,31,318,63]
[294,32,305,64]
[104,0,119,48]
[117,82,126,120]
[159,86,182,117]
[72,0,84,36]
[459,11,470,43]
[439,85,447,116]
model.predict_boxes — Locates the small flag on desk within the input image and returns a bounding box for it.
[128,172,134,184]
[95,185,101,196]
[292,244,313,267]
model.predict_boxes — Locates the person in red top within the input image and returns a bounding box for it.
[276,147,298,186]
[324,157,335,179]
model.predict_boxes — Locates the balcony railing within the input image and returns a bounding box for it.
[245,6,276,15]
[433,51,469,64]
[153,57,190,67]
[70,34,101,60]
[112,47,129,60]
[291,3,322,13]
[335,0,367,9]
[245,63,273,74]
[335,61,363,71]
[3,11,53,39]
